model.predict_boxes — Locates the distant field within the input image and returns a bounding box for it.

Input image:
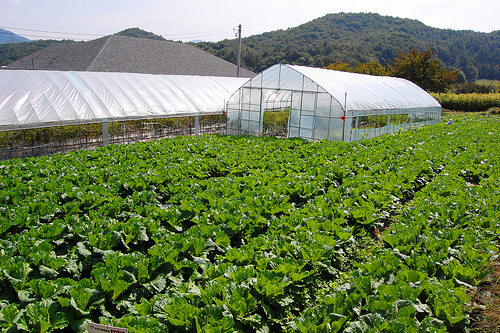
[433,92,500,112]
[0,113,499,332]
[476,79,500,93]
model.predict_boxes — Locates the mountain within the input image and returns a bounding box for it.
[115,27,168,41]
[5,33,254,77]
[0,39,71,67]
[193,13,500,81]
[0,28,168,67]
[0,28,30,44]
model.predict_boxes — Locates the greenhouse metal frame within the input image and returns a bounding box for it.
[226,64,442,142]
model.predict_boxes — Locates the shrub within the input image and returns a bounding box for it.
[454,82,495,94]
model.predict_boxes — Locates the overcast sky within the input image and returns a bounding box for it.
[1,0,499,42]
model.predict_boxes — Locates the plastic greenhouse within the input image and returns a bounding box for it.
[0,70,249,130]
[226,64,441,142]
[0,70,248,159]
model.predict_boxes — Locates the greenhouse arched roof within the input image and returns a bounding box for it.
[0,70,249,130]
[273,64,441,111]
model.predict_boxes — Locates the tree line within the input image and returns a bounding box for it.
[194,13,500,81]
[326,49,458,93]
[2,13,499,82]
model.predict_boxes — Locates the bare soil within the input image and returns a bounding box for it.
[470,261,500,332]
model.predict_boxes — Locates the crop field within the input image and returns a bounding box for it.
[0,113,499,332]
[432,93,500,112]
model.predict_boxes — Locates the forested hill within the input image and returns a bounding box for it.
[0,28,169,67]
[115,28,168,41]
[194,13,500,81]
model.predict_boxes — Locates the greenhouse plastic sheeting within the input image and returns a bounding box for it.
[0,70,249,130]
[289,65,441,111]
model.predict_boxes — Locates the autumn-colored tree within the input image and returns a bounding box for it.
[325,61,387,76]
[355,61,387,76]
[325,49,458,92]
[324,61,353,72]
[388,49,457,92]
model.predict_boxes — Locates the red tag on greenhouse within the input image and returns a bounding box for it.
[341,116,346,121]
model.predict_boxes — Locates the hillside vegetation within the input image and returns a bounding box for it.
[0,28,166,67]
[0,40,64,67]
[114,28,168,41]
[194,13,500,81]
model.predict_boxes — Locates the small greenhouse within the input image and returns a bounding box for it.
[226,64,441,142]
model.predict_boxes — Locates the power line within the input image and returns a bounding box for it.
[161,30,235,41]
[0,26,100,41]
[0,31,95,41]
[161,27,233,37]
[1,25,237,42]
[165,31,235,41]
[0,33,94,41]
[1,26,102,37]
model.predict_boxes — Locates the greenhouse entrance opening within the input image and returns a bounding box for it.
[261,89,291,137]
[226,64,441,142]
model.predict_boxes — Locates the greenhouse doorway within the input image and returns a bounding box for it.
[262,89,292,138]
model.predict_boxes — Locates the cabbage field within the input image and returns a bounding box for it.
[0,113,499,332]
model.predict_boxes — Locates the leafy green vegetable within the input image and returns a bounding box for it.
[0,113,498,332]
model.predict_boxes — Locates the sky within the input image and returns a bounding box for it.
[1,0,499,42]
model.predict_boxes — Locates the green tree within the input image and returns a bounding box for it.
[354,61,387,76]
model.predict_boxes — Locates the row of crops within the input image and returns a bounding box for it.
[0,114,227,161]
[0,113,499,332]
[432,92,500,112]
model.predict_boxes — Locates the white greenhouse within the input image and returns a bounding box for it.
[0,70,248,130]
[0,70,248,159]
[226,64,442,142]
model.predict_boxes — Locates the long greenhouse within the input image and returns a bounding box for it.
[226,64,442,142]
[0,70,248,159]
[0,70,249,130]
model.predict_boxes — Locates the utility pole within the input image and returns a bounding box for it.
[236,24,242,77]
